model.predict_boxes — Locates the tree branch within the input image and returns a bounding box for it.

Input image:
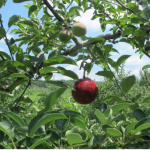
[60,31,122,55]
[59,30,150,59]
[0,54,6,61]
[72,36,80,45]
[66,0,73,9]
[142,51,150,59]
[14,80,31,108]
[0,87,9,92]
[43,0,64,22]
[0,16,14,61]
[115,0,148,22]
[43,0,80,47]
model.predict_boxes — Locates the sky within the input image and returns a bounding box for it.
[0,0,149,81]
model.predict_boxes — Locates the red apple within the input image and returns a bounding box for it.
[72,78,98,104]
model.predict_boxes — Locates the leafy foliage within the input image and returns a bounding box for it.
[0,0,150,148]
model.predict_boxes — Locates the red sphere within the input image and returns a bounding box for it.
[72,78,98,104]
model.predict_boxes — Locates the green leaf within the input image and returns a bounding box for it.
[88,134,106,148]
[83,0,88,11]
[142,64,150,70]
[43,88,67,111]
[116,55,131,68]
[28,112,67,136]
[0,130,4,143]
[122,28,134,36]
[100,22,106,32]
[44,55,77,66]
[48,49,57,59]
[142,96,150,103]
[107,58,117,71]
[16,49,24,63]
[99,103,107,113]
[29,136,49,149]
[28,5,37,17]
[0,0,4,8]
[0,27,6,40]
[70,117,86,129]
[62,110,86,123]
[14,95,32,103]
[132,109,146,121]
[132,123,150,134]
[126,122,137,134]
[66,133,84,145]
[19,20,34,26]
[135,117,150,129]
[94,46,105,61]
[8,15,20,28]
[87,38,105,44]
[103,44,113,54]
[9,78,28,93]
[55,119,68,131]
[32,51,45,69]
[94,109,108,125]
[121,75,136,93]
[5,73,26,79]
[0,51,11,60]
[132,93,141,102]
[127,3,139,13]
[106,128,122,137]
[9,38,15,46]
[133,30,146,37]
[13,0,30,2]
[47,80,69,87]
[3,111,25,126]
[57,66,79,80]
[96,71,114,80]
[40,66,59,75]
[48,32,59,41]
[16,126,28,133]
[0,120,15,147]
[104,102,134,116]
[104,96,122,102]
[1,60,26,71]
[68,6,82,16]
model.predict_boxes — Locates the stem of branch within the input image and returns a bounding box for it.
[0,16,14,61]
[0,87,9,92]
[43,0,64,22]
[0,54,6,61]
[72,36,80,45]
[115,0,148,22]
[66,0,73,9]
[14,80,31,108]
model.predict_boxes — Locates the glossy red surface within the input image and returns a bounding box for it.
[72,78,98,104]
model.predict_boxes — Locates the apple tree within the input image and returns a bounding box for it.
[0,0,150,148]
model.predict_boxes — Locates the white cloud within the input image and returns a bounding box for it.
[131,68,141,77]
[0,34,13,43]
[75,9,113,32]
[125,55,149,67]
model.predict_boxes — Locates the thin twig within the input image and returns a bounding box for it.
[0,87,9,92]
[43,0,64,22]
[14,80,31,108]
[142,51,150,59]
[103,11,123,31]
[115,0,148,22]
[66,0,73,9]
[0,16,14,61]
[0,54,6,61]
[107,64,128,100]
[87,46,95,61]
